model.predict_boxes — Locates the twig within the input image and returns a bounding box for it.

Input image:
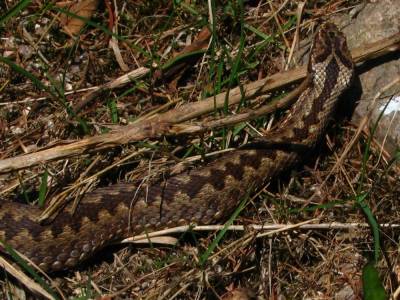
[146,77,308,137]
[0,32,399,173]
[73,66,150,111]
[121,221,400,243]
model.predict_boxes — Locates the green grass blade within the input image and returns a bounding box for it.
[0,56,51,94]
[38,170,48,208]
[214,57,224,95]
[356,192,381,262]
[107,99,119,123]
[179,2,200,16]
[199,192,249,267]
[208,0,218,108]
[232,122,247,137]
[224,0,245,114]
[355,97,395,262]
[362,262,387,300]
[161,49,206,71]
[1,240,59,299]
[17,174,30,204]
[244,23,273,42]
[0,0,31,26]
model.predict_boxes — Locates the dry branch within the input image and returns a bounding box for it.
[121,221,400,243]
[0,32,399,173]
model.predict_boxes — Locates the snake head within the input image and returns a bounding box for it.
[310,22,353,73]
[309,22,354,90]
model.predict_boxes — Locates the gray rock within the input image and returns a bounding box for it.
[335,284,355,300]
[336,0,400,155]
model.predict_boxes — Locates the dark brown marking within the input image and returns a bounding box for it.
[335,36,353,69]
[292,57,340,142]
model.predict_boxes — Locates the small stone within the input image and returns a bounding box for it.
[18,44,33,60]
[334,284,354,300]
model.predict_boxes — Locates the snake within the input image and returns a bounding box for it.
[0,23,354,273]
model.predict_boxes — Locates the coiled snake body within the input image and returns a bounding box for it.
[0,23,354,272]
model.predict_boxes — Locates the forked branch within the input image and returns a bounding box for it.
[0,32,399,173]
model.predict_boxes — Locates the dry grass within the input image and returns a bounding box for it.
[0,0,399,299]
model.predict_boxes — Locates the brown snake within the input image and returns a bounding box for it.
[0,23,354,272]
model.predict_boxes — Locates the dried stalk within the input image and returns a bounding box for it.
[0,32,399,173]
[122,221,400,244]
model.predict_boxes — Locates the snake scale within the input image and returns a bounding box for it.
[0,23,354,272]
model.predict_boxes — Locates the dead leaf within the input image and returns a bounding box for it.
[122,236,178,246]
[58,0,99,36]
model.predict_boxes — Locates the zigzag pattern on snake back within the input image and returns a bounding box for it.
[0,23,354,272]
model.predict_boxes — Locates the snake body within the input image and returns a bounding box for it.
[0,23,354,272]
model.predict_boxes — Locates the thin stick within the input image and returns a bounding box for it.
[121,221,400,243]
[0,32,399,173]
